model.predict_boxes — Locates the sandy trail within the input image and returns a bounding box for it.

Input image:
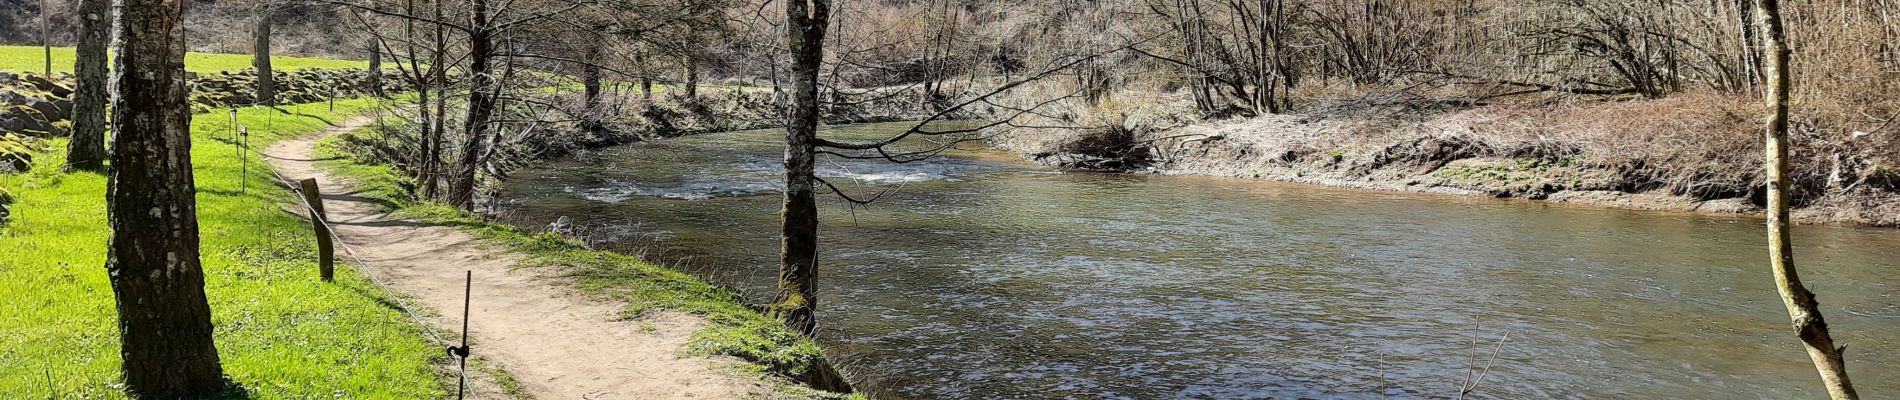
[263,116,760,399]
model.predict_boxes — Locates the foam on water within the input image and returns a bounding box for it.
[566,153,982,202]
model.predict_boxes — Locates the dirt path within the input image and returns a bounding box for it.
[263,116,763,399]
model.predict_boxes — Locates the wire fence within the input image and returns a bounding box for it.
[246,112,483,400]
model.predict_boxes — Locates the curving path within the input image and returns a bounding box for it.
[264,115,763,399]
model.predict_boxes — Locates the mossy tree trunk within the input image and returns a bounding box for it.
[67,0,111,171]
[1754,0,1858,398]
[769,0,831,338]
[108,0,226,395]
[253,2,275,105]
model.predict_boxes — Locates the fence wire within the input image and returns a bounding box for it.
[248,122,482,400]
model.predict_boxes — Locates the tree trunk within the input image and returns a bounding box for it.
[581,37,605,133]
[1754,1,1859,399]
[448,0,494,210]
[41,0,51,76]
[684,57,699,98]
[67,0,111,171]
[427,0,448,201]
[769,0,830,338]
[108,0,226,395]
[367,36,385,98]
[253,2,275,105]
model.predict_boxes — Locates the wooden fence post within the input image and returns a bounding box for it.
[298,178,334,282]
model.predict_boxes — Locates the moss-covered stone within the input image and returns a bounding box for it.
[0,133,34,173]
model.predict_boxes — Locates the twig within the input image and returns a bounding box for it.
[1456,330,1513,400]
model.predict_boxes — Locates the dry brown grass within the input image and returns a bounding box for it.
[1440,93,1767,199]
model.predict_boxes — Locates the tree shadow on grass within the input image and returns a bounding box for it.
[344,282,413,315]
[268,106,341,127]
[201,187,287,201]
[319,192,404,211]
[204,380,257,400]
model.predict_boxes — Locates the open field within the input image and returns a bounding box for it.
[0,45,369,74]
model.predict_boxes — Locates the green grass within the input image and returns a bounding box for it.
[316,128,862,399]
[0,45,370,74]
[0,99,451,398]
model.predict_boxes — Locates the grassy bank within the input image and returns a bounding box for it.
[0,99,451,398]
[0,45,369,74]
[316,128,861,399]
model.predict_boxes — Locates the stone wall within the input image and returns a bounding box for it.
[0,68,394,174]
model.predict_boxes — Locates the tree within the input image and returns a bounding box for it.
[445,0,497,209]
[767,0,829,337]
[40,0,51,76]
[107,0,226,395]
[579,33,606,133]
[1754,0,1859,398]
[366,34,385,97]
[66,0,110,171]
[254,1,276,105]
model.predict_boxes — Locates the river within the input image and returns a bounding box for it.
[494,121,1898,399]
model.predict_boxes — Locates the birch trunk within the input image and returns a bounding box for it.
[108,0,226,394]
[770,0,830,338]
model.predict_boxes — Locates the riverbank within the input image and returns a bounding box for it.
[998,92,1900,226]
[0,100,460,397]
[486,86,970,175]
[315,124,863,398]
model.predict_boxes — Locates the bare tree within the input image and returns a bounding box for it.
[767,0,829,337]
[66,0,110,171]
[445,0,497,208]
[1754,0,1858,398]
[107,0,226,395]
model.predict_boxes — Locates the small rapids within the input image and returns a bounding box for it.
[498,121,1900,399]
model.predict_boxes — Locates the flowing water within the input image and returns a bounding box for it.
[495,121,1899,399]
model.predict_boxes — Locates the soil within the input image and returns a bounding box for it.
[264,116,767,399]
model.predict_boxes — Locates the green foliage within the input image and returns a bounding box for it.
[0,45,370,74]
[0,99,449,398]
[315,130,853,397]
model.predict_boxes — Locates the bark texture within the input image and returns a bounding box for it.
[253,3,276,105]
[367,37,385,97]
[448,0,495,209]
[67,0,111,171]
[1755,0,1859,398]
[108,0,226,395]
[770,0,830,340]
